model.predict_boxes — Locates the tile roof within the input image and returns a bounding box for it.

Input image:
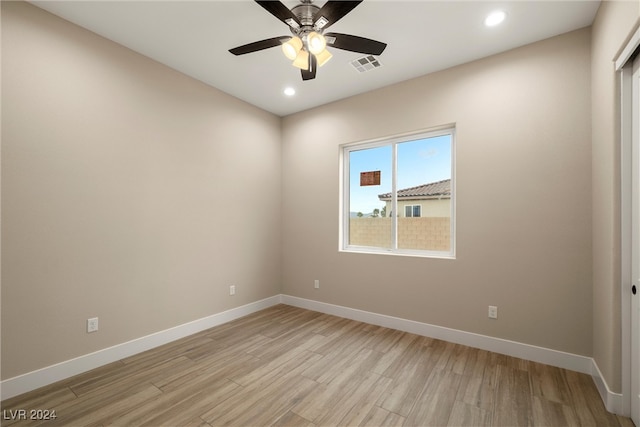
[378,178,451,200]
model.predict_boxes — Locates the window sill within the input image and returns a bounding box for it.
[339,246,456,260]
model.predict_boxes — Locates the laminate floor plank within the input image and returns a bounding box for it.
[446,400,492,426]
[564,368,623,427]
[230,346,319,388]
[263,309,324,339]
[492,364,534,427]
[300,321,375,382]
[154,352,260,393]
[376,334,432,380]
[192,333,272,365]
[455,348,496,411]
[120,335,218,367]
[335,374,393,427]
[271,410,315,427]
[443,343,473,375]
[358,406,406,427]
[69,356,193,397]
[137,379,241,427]
[431,341,460,372]
[375,337,442,417]
[529,361,574,406]
[531,395,580,427]
[201,354,320,426]
[202,307,285,341]
[19,381,161,427]
[403,368,463,426]
[1,304,632,427]
[63,384,163,427]
[619,414,638,427]
[181,417,213,427]
[316,371,390,426]
[291,368,381,425]
[105,376,238,426]
[306,345,383,386]
[309,315,354,337]
[364,327,405,354]
[370,332,423,376]
[307,320,372,357]
[245,330,322,363]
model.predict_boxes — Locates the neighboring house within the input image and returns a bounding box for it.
[378,178,451,217]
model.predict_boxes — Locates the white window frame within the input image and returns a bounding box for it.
[405,204,422,218]
[339,125,456,259]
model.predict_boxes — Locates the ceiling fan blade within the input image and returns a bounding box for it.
[255,1,301,29]
[313,1,362,29]
[324,33,387,55]
[229,36,288,56]
[301,54,317,81]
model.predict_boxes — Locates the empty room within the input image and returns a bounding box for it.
[1,0,639,425]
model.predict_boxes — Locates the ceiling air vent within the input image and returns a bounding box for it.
[350,55,382,73]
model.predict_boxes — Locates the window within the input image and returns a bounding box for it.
[341,126,455,258]
[405,205,422,218]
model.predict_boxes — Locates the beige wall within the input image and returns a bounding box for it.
[1,2,282,379]
[591,0,640,393]
[383,198,451,218]
[282,28,593,356]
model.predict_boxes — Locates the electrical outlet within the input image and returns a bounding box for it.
[488,306,498,319]
[229,285,236,296]
[87,317,99,333]
[314,279,320,289]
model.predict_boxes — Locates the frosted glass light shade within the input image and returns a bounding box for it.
[292,49,310,69]
[315,49,333,67]
[282,37,303,60]
[307,32,326,55]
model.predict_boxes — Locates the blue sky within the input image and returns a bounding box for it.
[349,134,452,214]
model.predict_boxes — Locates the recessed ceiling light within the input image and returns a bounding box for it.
[485,10,506,27]
[283,87,296,97]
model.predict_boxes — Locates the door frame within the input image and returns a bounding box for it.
[617,24,640,420]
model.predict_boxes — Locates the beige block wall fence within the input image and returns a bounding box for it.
[349,217,451,251]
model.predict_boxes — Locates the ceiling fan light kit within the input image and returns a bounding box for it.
[284,32,332,70]
[229,0,387,81]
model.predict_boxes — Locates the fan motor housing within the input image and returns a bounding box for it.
[291,3,320,28]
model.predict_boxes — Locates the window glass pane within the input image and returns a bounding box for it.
[348,146,392,248]
[396,135,452,251]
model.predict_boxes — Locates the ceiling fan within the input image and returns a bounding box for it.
[229,0,387,81]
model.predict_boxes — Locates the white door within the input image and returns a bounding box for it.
[631,55,640,426]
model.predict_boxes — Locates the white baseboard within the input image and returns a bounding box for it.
[1,295,282,401]
[591,359,625,415]
[1,293,625,417]
[281,295,594,374]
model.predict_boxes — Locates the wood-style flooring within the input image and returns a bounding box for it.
[1,304,635,426]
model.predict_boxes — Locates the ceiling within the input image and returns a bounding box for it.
[31,1,600,117]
